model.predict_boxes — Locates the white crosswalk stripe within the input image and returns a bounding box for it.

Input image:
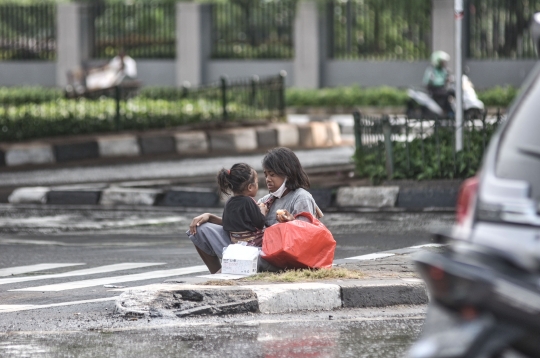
[11,265,209,292]
[0,263,165,286]
[0,263,84,277]
[0,297,119,313]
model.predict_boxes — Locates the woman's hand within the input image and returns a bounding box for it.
[276,209,295,223]
[189,213,210,235]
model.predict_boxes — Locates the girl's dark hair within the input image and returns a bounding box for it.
[262,147,310,190]
[217,163,256,196]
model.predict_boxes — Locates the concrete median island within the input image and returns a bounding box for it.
[112,247,435,319]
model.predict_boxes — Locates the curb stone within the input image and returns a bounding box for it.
[6,184,458,209]
[113,279,427,318]
[0,122,339,168]
[336,186,399,208]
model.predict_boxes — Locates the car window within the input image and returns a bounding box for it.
[496,63,540,202]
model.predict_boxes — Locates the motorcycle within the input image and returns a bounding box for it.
[406,75,485,120]
[407,233,540,358]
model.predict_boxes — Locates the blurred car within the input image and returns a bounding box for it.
[454,24,540,272]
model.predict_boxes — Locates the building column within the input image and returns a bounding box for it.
[176,3,211,87]
[56,3,92,87]
[294,1,326,89]
[432,0,456,69]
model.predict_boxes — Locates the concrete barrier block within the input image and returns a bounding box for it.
[209,128,257,153]
[174,131,209,154]
[158,187,218,207]
[47,186,103,205]
[307,188,333,209]
[397,187,459,208]
[325,121,342,146]
[138,135,176,155]
[298,122,329,148]
[5,144,55,166]
[8,187,49,204]
[256,127,278,148]
[272,123,299,147]
[100,187,162,206]
[336,186,399,207]
[250,283,342,314]
[98,135,140,158]
[53,142,99,162]
[340,280,428,308]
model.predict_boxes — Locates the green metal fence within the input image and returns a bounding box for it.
[91,2,176,59]
[211,0,297,59]
[467,0,540,59]
[328,0,432,60]
[353,111,504,182]
[0,4,56,60]
[0,73,286,142]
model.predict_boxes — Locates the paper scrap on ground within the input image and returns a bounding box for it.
[197,273,250,280]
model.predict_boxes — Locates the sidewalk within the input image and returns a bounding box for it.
[113,244,441,318]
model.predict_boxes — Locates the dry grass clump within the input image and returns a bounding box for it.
[198,279,237,286]
[241,267,364,283]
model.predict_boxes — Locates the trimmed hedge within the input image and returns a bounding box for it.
[0,85,518,108]
[285,85,518,108]
[0,98,263,141]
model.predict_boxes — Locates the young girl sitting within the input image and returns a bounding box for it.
[188,147,321,274]
[217,163,267,247]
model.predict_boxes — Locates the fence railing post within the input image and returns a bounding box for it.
[221,76,228,121]
[114,85,121,131]
[250,75,258,107]
[382,115,394,180]
[278,71,286,119]
[353,111,362,151]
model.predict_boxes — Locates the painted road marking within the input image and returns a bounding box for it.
[344,253,395,261]
[0,263,84,277]
[12,265,208,292]
[408,243,446,249]
[0,239,68,246]
[343,243,447,261]
[0,263,165,286]
[0,297,118,313]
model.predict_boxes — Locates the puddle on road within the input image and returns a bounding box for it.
[0,319,422,357]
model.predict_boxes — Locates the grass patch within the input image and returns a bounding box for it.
[240,267,364,283]
[198,280,238,286]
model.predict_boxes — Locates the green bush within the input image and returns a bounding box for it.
[0,87,62,106]
[0,97,266,142]
[286,85,518,108]
[477,86,518,108]
[286,86,409,107]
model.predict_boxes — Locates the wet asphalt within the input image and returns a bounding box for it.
[0,306,426,358]
[0,205,453,357]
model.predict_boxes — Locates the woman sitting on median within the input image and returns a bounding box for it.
[187,147,323,274]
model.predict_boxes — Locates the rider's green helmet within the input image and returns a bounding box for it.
[431,51,450,67]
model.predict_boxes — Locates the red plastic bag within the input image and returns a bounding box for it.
[262,212,336,269]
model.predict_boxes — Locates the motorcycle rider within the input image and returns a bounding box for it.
[423,51,453,115]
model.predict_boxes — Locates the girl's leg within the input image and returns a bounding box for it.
[187,222,231,274]
[195,246,222,274]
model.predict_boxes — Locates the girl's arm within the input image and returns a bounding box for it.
[189,213,222,235]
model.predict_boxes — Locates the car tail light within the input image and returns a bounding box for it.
[416,261,485,307]
[456,176,479,224]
